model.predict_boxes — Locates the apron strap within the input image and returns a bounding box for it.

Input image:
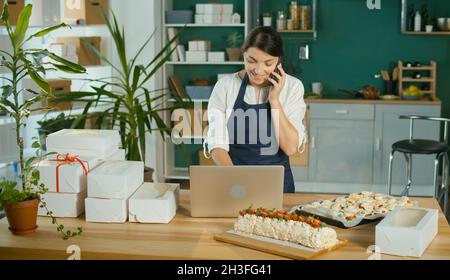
[232,73,249,110]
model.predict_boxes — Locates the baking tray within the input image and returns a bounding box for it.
[289,199,417,228]
[291,206,383,228]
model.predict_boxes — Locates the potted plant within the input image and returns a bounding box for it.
[54,9,186,182]
[0,2,86,239]
[262,12,272,27]
[226,32,243,61]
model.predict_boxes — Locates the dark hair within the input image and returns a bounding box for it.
[241,26,283,57]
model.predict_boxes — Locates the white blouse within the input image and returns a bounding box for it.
[204,72,307,157]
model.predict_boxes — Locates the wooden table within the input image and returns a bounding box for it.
[0,191,449,260]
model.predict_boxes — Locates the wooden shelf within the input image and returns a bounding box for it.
[164,23,245,27]
[398,60,437,101]
[402,31,450,35]
[278,30,314,33]
[401,78,433,82]
[168,98,209,103]
[164,168,189,180]
[166,61,244,65]
[401,66,434,70]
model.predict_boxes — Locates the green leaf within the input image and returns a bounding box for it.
[27,23,70,41]
[135,101,146,162]
[31,141,41,149]
[149,109,170,139]
[1,97,18,112]
[1,85,12,98]
[0,1,11,31]
[13,4,32,50]
[0,103,12,114]
[71,101,92,129]
[131,65,141,92]
[111,99,121,128]
[27,69,51,94]
[48,52,86,73]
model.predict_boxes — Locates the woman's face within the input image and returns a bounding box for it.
[243,47,279,86]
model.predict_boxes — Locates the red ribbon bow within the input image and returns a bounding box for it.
[51,154,90,193]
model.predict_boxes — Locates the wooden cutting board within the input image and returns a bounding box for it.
[214,231,347,260]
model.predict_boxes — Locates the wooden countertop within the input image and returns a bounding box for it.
[305,98,442,105]
[0,191,449,260]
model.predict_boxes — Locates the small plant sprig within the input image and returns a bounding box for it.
[0,141,83,240]
[26,141,83,240]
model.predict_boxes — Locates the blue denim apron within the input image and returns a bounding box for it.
[227,73,295,193]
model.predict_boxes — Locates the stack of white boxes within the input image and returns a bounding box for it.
[186,40,210,62]
[37,129,181,224]
[85,160,144,223]
[194,3,233,24]
[187,40,225,63]
[37,129,125,218]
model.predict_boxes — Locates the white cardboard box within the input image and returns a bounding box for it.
[105,149,126,161]
[87,160,144,199]
[85,197,128,223]
[207,51,225,62]
[188,40,211,51]
[129,183,180,224]
[47,129,121,159]
[375,207,438,258]
[202,14,232,24]
[194,14,204,24]
[203,3,233,14]
[38,156,102,193]
[38,191,86,218]
[195,4,205,14]
[186,51,207,62]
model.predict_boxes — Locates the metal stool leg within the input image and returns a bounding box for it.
[434,153,442,200]
[388,150,396,195]
[402,153,412,196]
[443,153,449,217]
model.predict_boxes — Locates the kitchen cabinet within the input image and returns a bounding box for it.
[373,104,441,196]
[308,104,375,184]
[294,101,441,195]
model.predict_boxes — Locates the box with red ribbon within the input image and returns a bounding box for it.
[37,154,103,193]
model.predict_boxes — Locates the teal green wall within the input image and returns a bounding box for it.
[171,0,450,167]
[262,0,449,117]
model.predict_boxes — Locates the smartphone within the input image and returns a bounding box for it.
[270,58,283,83]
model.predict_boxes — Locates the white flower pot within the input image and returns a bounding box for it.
[263,17,272,27]
[425,25,433,32]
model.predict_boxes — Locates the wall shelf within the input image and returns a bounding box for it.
[159,0,251,182]
[164,23,245,27]
[166,61,244,65]
[402,31,450,35]
[401,0,450,35]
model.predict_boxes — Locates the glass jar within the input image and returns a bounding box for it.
[276,11,287,31]
[287,19,294,30]
[300,5,311,30]
[289,1,300,29]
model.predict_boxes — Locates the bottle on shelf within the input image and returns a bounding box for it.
[289,1,300,30]
[276,11,287,31]
[414,10,422,32]
[407,4,415,31]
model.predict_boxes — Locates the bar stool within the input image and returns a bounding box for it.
[388,115,449,217]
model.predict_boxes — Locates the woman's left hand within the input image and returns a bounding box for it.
[267,64,286,103]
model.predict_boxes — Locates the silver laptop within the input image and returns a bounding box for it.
[189,166,284,217]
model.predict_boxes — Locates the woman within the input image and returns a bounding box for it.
[203,26,307,193]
